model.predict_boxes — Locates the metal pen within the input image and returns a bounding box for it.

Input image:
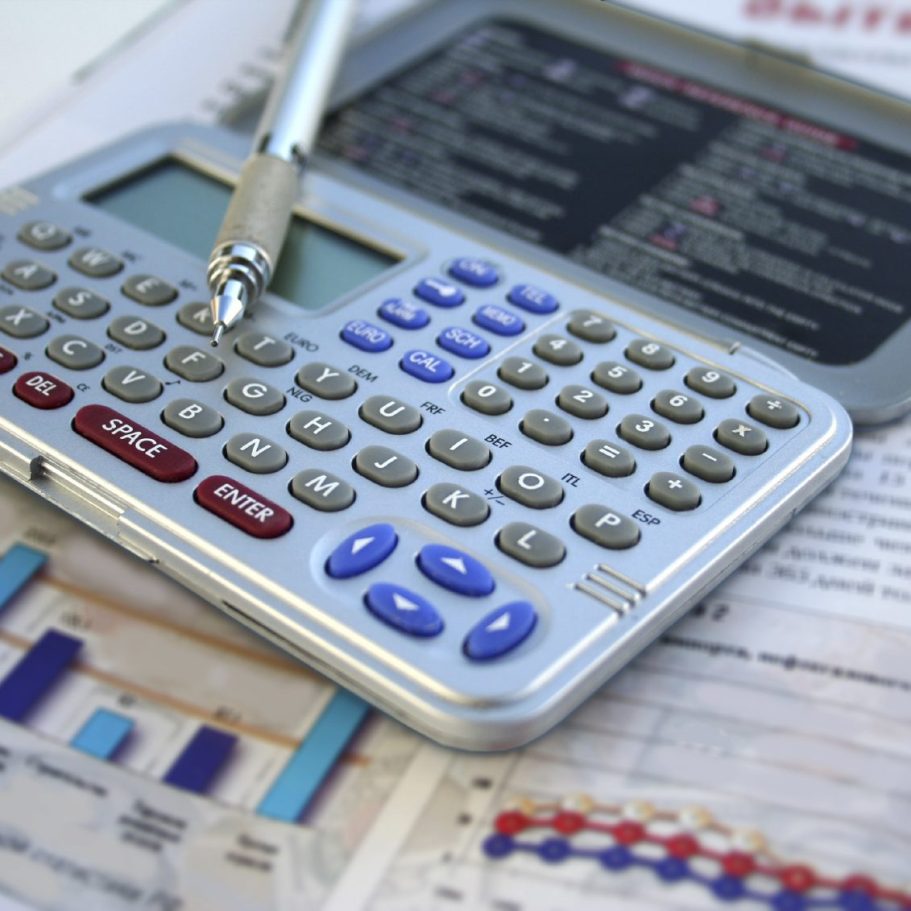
[207,0,358,346]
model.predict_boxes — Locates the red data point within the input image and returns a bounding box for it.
[841,876,877,895]
[553,811,586,835]
[722,852,757,878]
[667,834,700,859]
[613,821,645,845]
[780,865,817,892]
[495,812,528,835]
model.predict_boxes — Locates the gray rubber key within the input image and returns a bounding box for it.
[747,395,801,429]
[652,389,704,425]
[225,377,285,415]
[235,332,294,367]
[176,302,216,335]
[0,305,49,338]
[288,410,350,451]
[69,247,123,278]
[715,418,768,456]
[461,379,513,415]
[582,439,636,478]
[165,345,224,382]
[682,445,735,483]
[53,287,109,319]
[521,409,573,446]
[162,398,224,438]
[296,362,357,399]
[572,504,640,550]
[46,335,104,370]
[225,432,288,474]
[647,471,701,511]
[18,222,71,251]
[423,483,490,527]
[497,465,563,509]
[496,521,566,567]
[122,274,177,306]
[685,367,736,399]
[102,365,162,403]
[108,315,165,350]
[291,469,355,511]
[426,429,490,470]
[625,338,675,370]
[566,309,616,343]
[354,445,418,487]
[618,414,671,450]
[591,361,641,394]
[533,333,583,366]
[557,384,608,419]
[498,356,548,390]
[359,395,423,434]
[2,260,56,290]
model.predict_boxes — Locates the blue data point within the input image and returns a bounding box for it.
[599,846,632,870]
[712,875,747,902]
[655,857,689,882]
[482,834,515,859]
[537,838,571,863]
[772,891,806,911]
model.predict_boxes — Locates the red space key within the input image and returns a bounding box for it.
[73,404,197,482]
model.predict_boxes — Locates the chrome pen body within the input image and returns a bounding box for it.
[207,0,358,345]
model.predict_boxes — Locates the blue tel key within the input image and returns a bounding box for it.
[378,298,430,330]
[472,304,525,337]
[507,284,560,314]
[327,523,398,578]
[463,601,537,660]
[341,319,393,352]
[448,257,500,288]
[400,349,454,383]
[417,544,494,596]
[365,583,444,637]
[437,326,490,359]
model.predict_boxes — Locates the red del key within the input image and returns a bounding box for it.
[73,404,197,482]
[14,371,73,409]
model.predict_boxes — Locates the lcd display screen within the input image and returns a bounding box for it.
[88,160,397,311]
[319,18,911,365]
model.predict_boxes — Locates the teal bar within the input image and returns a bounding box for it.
[0,544,46,612]
[257,690,369,822]
[72,708,133,760]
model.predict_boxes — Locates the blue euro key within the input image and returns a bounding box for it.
[341,319,393,352]
[326,523,398,578]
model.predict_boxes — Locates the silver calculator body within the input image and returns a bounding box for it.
[0,119,851,749]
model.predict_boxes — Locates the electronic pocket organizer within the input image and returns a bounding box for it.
[1,0,881,750]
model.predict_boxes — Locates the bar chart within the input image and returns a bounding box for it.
[0,505,378,824]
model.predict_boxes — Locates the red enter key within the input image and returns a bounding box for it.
[73,404,197,482]
[195,475,293,539]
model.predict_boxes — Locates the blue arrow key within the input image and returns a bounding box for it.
[417,544,494,596]
[463,601,537,660]
[365,583,444,637]
[326,523,398,578]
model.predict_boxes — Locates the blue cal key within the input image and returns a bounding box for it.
[400,349,454,383]
[365,583,444,637]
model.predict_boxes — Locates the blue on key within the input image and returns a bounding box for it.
[327,523,398,578]
[365,583,444,637]
[448,257,500,288]
[378,298,430,330]
[463,601,537,660]
[507,284,560,314]
[417,544,494,596]
[472,304,525,337]
[341,319,393,352]
[414,277,465,308]
[400,349,454,383]
[437,326,490,359]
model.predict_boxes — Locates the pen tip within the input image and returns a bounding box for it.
[211,323,225,347]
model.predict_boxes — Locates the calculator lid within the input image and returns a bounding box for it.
[307,0,911,424]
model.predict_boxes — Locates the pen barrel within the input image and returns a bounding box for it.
[210,153,301,280]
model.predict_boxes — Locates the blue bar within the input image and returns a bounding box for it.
[0,544,46,612]
[0,629,82,722]
[257,690,369,822]
[71,708,133,760]
[163,725,236,794]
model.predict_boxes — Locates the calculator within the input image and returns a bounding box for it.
[1,0,884,750]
